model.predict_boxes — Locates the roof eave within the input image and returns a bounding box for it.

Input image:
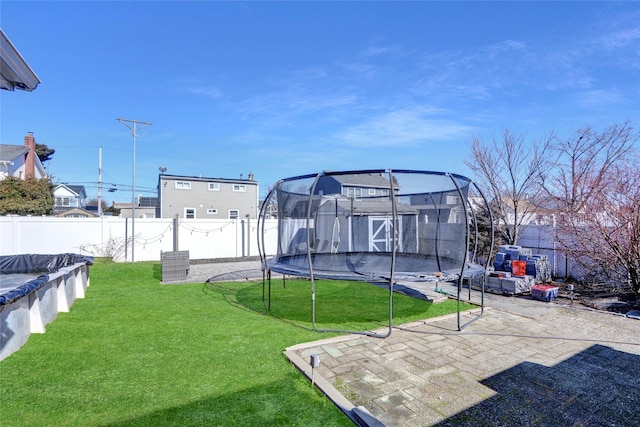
[0,29,41,92]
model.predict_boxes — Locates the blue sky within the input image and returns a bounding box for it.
[1,1,638,203]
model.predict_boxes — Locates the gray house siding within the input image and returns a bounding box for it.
[314,173,392,198]
[313,176,341,195]
[158,175,259,219]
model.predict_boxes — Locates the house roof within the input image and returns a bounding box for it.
[0,143,48,179]
[159,173,258,185]
[0,144,28,162]
[54,183,86,197]
[68,185,86,196]
[288,195,418,217]
[498,197,542,213]
[1,29,41,92]
[349,199,418,215]
[54,207,98,217]
[330,173,391,188]
[112,202,131,209]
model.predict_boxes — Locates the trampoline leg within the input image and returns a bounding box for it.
[268,274,271,312]
[457,276,485,331]
[457,286,461,331]
[263,268,272,313]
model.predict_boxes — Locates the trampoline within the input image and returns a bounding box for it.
[257,169,494,336]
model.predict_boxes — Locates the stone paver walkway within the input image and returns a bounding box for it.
[286,306,640,426]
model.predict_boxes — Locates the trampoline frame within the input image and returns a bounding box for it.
[257,169,494,336]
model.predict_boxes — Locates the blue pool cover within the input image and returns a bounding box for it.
[0,253,93,306]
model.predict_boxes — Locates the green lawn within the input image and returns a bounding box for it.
[0,261,473,426]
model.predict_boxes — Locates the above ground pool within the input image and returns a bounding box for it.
[0,253,93,361]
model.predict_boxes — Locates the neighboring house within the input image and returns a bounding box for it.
[314,172,393,198]
[56,207,97,218]
[158,173,259,219]
[1,29,41,92]
[495,197,541,226]
[259,198,278,219]
[138,196,159,219]
[111,202,130,216]
[53,184,88,215]
[117,196,158,219]
[0,133,48,181]
[315,172,474,225]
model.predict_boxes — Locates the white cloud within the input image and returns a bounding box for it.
[335,107,474,148]
[484,39,527,59]
[235,89,358,127]
[188,86,223,98]
[362,43,404,58]
[600,27,640,49]
[413,40,531,100]
[575,89,627,107]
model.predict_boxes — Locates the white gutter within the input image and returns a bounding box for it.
[0,28,41,91]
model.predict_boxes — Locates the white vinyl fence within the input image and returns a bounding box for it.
[0,216,279,262]
[517,224,590,280]
[2,217,610,281]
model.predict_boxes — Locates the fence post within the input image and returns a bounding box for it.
[235,220,239,257]
[173,214,179,251]
[246,215,251,257]
[124,217,128,262]
[241,219,246,257]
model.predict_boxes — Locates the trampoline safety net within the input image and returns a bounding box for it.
[258,169,491,283]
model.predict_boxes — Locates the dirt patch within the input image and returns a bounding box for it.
[554,281,638,315]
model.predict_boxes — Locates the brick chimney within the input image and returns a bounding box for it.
[24,132,36,178]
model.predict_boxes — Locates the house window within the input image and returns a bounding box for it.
[175,181,191,190]
[184,208,196,219]
[368,189,376,195]
[56,197,71,206]
[207,209,218,215]
[232,184,246,192]
[346,188,362,198]
[446,195,461,204]
[208,183,220,191]
[229,209,239,219]
[382,189,390,196]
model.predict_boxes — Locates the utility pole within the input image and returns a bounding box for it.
[98,147,103,216]
[116,117,152,263]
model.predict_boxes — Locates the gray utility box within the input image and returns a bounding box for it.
[161,251,190,282]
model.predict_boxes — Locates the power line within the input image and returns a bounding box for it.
[52,181,158,193]
[116,117,152,263]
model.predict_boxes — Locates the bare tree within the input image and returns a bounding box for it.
[543,121,639,295]
[541,120,636,215]
[465,129,554,245]
[87,197,108,212]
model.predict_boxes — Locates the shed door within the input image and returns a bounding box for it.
[369,216,402,252]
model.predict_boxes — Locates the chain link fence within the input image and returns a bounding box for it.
[518,245,586,281]
[518,244,635,315]
[518,225,635,306]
